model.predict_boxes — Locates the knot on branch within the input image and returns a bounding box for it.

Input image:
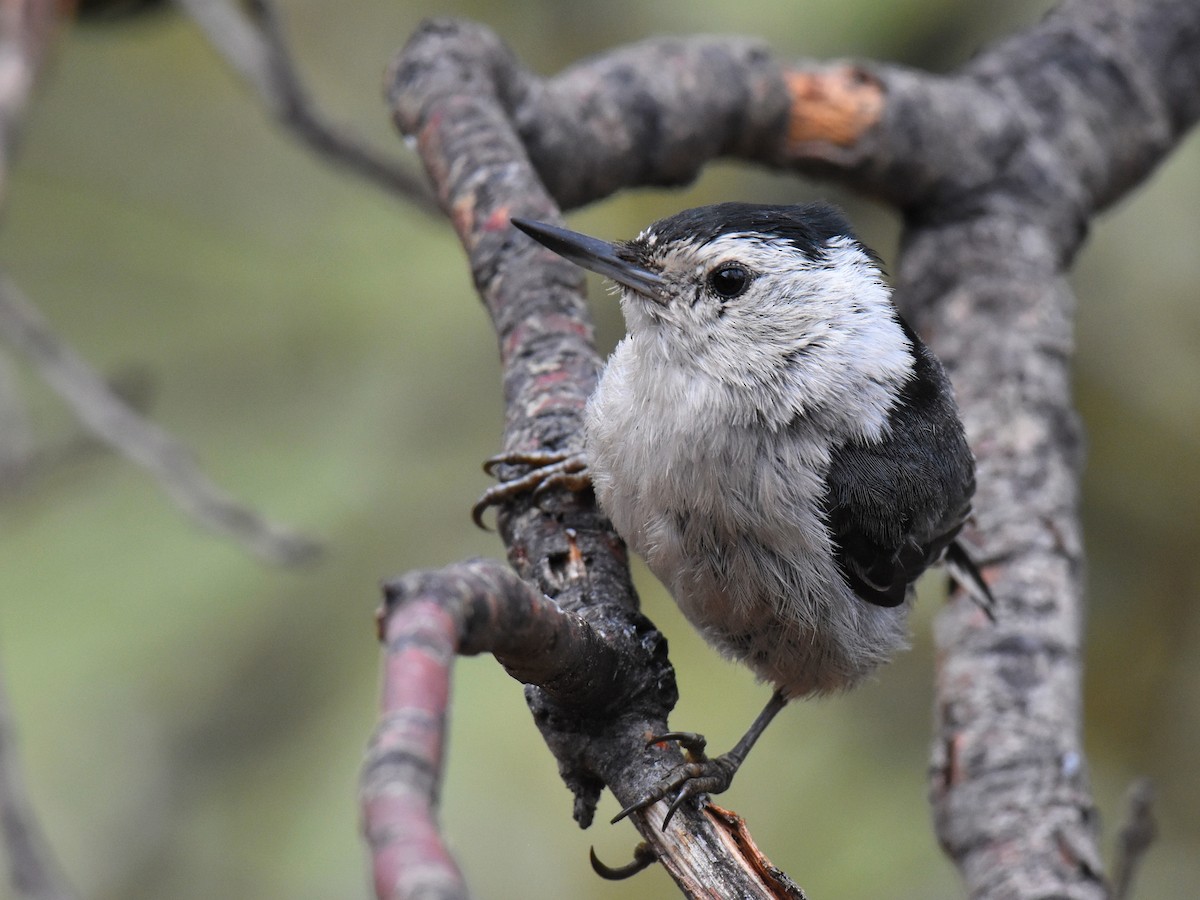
[373,557,680,834]
[379,558,670,716]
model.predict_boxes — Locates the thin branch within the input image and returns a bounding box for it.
[366,559,803,900]
[0,1,319,564]
[174,0,439,214]
[0,272,320,565]
[364,582,467,900]
[1112,779,1156,900]
[0,350,34,482]
[0,362,159,496]
[0,662,77,900]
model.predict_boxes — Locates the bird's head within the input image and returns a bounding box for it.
[513,202,915,433]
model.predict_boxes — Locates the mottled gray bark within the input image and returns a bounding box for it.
[379,1,1199,896]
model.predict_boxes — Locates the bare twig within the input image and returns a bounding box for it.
[0,350,34,481]
[0,663,77,900]
[0,366,164,495]
[0,1,320,564]
[0,272,320,565]
[1112,778,1156,900]
[174,0,438,214]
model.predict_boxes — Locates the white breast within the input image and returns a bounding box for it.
[585,335,911,697]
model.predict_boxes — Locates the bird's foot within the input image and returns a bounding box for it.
[612,731,742,830]
[472,449,590,529]
[612,691,790,831]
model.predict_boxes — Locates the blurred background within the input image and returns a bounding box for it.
[0,1,1196,897]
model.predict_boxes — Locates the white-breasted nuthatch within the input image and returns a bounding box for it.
[495,202,992,825]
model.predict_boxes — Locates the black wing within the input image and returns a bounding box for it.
[820,320,977,608]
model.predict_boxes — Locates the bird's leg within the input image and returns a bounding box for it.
[613,689,790,830]
[472,449,590,528]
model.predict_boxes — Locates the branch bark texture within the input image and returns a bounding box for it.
[379,1,1200,896]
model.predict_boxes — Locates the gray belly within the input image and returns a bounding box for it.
[636,512,912,697]
[585,352,913,697]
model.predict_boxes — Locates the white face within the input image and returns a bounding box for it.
[612,230,915,439]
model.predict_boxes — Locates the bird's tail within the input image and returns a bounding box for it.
[944,540,996,622]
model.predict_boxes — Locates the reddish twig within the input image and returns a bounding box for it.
[363,558,633,899]
[364,549,802,899]
[363,592,465,900]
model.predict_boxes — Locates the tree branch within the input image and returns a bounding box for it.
[0,272,320,565]
[0,0,324,564]
[364,557,639,898]
[0,662,77,900]
[367,557,805,899]
[377,1,1199,895]
[1112,778,1156,900]
[0,349,34,482]
[174,0,439,214]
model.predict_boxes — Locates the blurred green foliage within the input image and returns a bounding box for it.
[0,1,1196,898]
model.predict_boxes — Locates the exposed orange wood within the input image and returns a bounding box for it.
[783,66,884,148]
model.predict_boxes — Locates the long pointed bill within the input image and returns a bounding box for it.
[512,217,665,301]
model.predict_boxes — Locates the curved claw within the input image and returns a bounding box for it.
[610,761,729,829]
[471,502,493,532]
[611,730,713,825]
[663,778,709,830]
[589,843,657,880]
[471,469,551,530]
[611,794,654,826]
[612,730,745,830]
[471,451,590,530]
[660,758,740,829]
[482,449,572,478]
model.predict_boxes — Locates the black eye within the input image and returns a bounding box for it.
[708,264,751,299]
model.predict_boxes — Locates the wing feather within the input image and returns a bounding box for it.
[819,318,976,608]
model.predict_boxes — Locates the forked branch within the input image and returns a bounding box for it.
[371,0,1200,895]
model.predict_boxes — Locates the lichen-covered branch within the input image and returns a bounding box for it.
[378,0,1200,895]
